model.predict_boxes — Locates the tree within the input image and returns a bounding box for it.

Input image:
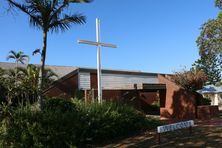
[6,50,29,67]
[192,53,221,85]
[18,64,57,102]
[0,68,7,102]
[19,64,57,90]
[196,0,222,72]
[0,64,58,105]
[7,0,92,108]
[6,50,29,84]
[172,69,208,92]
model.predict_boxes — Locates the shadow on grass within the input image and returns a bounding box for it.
[103,125,222,147]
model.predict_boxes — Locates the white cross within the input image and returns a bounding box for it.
[78,18,117,103]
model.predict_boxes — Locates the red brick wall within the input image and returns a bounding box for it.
[45,73,159,108]
[90,73,158,103]
[139,92,158,104]
[44,73,79,99]
[86,88,159,113]
[44,72,199,120]
[90,73,97,89]
[158,74,197,120]
[197,105,219,119]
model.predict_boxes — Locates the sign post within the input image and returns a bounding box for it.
[157,120,194,144]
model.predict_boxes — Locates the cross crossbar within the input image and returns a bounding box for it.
[78,40,117,48]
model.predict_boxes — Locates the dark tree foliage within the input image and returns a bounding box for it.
[0,65,57,105]
[193,53,222,85]
[0,68,7,102]
[196,16,222,59]
[172,69,208,92]
[215,0,222,9]
[196,0,222,81]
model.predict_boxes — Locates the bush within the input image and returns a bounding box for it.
[196,93,212,106]
[201,97,211,105]
[43,97,76,112]
[0,103,80,147]
[74,101,152,144]
[0,98,160,147]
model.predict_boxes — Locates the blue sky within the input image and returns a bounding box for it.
[0,0,219,74]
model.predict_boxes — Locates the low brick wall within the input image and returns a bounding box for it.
[197,105,219,119]
[158,75,196,120]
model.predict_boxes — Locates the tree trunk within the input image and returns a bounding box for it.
[38,31,47,110]
[15,60,18,83]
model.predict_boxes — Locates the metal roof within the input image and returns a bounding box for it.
[0,62,171,81]
[0,62,77,80]
[78,67,159,76]
[197,85,222,94]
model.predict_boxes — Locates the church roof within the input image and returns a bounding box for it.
[0,62,77,80]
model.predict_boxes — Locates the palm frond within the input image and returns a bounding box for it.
[19,60,25,64]
[29,15,42,29]
[18,51,24,54]
[45,69,58,79]
[68,0,93,3]
[49,2,69,23]
[21,54,29,58]
[6,55,15,61]
[18,57,29,64]
[9,50,17,56]
[7,50,29,64]
[49,13,85,32]
[32,48,41,55]
[7,0,42,28]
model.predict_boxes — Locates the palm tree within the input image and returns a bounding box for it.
[6,50,29,83]
[18,64,58,103]
[7,0,92,108]
[19,64,57,89]
[6,50,29,68]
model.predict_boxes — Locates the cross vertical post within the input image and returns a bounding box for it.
[96,18,102,103]
[78,18,117,103]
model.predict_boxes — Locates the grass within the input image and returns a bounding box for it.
[102,119,222,147]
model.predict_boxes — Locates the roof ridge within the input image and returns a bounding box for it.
[0,61,77,68]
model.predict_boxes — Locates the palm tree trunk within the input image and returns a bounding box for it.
[15,60,18,83]
[38,30,47,110]
[16,61,18,74]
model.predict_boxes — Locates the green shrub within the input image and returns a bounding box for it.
[43,97,76,112]
[201,97,211,105]
[71,100,159,144]
[0,105,42,147]
[0,98,160,147]
[0,103,80,148]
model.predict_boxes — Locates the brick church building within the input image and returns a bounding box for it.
[0,62,198,119]
[43,67,197,120]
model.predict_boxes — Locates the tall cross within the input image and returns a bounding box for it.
[78,18,117,103]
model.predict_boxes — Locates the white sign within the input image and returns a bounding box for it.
[157,120,194,133]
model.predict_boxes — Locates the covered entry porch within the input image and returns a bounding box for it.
[84,83,166,115]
